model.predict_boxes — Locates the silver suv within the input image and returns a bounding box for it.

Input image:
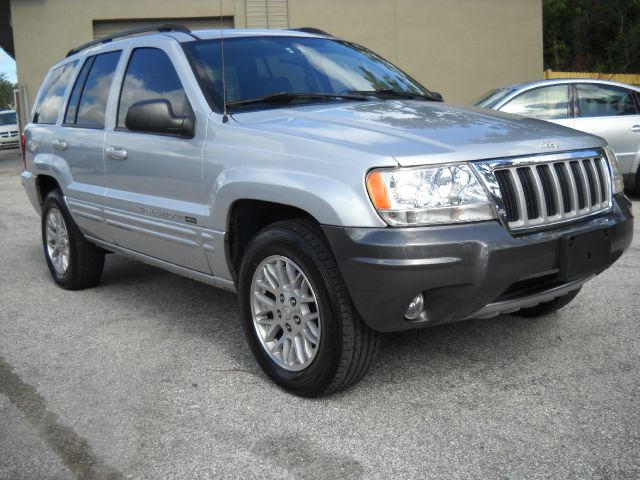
[21,26,633,396]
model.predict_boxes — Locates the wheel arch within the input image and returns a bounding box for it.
[36,174,62,205]
[225,199,319,284]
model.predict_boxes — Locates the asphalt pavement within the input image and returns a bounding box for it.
[1,147,639,479]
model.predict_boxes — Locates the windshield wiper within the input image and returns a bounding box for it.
[226,92,368,109]
[348,88,442,102]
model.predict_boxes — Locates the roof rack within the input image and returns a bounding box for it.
[65,23,199,58]
[290,27,332,37]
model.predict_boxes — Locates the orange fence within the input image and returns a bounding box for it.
[544,69,640,86]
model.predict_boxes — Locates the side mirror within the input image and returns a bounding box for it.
[430,91,444,102]
[125,99,195,138]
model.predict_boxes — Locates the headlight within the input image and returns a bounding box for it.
[604,146,624,194]
[366,163,496,226]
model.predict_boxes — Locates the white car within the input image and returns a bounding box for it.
[0,109,19,149]
[475,79,640,192]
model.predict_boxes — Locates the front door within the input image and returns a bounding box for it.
[103,46,211,273]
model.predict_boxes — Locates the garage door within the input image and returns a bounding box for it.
[93,17,234,39]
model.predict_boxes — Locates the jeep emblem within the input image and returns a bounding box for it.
[539,140,560,150]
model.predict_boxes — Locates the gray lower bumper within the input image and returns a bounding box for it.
[467,275,591,320]
[323,194,633,332]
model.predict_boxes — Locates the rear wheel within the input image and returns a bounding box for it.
[238,219,379,397]
[41,189,104,290]
[513,287,581,318]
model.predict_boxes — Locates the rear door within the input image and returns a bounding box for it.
[499,84,575,129]
[102,46,211,273]
[59,50,122,242]
[573,83,640,178]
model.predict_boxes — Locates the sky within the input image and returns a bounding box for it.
[0,47,17,83]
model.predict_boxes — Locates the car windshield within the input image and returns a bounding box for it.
[183,35,434,110]
[0,111,17,125]
[473,88,514,108]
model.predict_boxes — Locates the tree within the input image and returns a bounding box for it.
[0,72,16,109]
[543,0,640,73]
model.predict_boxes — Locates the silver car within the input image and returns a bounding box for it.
[21,27,633,396]
[475,79,640,191]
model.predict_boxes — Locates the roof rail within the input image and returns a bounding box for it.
[289,27,332,37]
[65,23,199,58]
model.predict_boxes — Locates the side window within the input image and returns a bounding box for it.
[33,61,78,124]
[501,85,570,120]
[118,48,192,129]
[63,56,95,125]
[576,84,639,118]
[74,51,122,128]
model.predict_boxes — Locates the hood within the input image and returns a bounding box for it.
[0,123,18,133]
[230,100,605,166]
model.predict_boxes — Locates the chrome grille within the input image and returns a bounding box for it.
[474,150,612,231]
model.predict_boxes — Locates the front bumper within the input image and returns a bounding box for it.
[0,140,19,149]
[0,133,20,149]
[322,194,633,332]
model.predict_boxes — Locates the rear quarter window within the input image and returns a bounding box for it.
[33,61,78,124]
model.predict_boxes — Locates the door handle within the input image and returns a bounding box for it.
[52,139,68,151]
[631,125,640,133]
[105,146,128,160]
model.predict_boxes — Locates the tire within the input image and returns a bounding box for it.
[41,189,105,290]
[238,219,379,397]
[513,287,581,318]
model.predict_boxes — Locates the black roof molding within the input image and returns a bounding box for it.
[65,23,199,58]
[289,27,332,37]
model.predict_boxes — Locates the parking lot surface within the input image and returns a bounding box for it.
[1,148,639,479]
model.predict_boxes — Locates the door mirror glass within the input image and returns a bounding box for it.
[125,99,194,137]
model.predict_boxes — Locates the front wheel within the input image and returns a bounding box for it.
[238,220,379,397]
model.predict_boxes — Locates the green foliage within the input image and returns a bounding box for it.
[544,0,640,73]
[0,72,16,109]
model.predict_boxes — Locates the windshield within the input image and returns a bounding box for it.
[183,36,434,110]
[0,111,17,126]
[473,88,514,108]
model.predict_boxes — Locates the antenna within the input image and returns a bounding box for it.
[220,0,228,123]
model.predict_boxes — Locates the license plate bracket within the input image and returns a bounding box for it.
[559,228,611,281]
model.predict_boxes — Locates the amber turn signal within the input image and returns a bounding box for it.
[366,171,391,209]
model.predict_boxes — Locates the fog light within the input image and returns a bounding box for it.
[405,293,425,320]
